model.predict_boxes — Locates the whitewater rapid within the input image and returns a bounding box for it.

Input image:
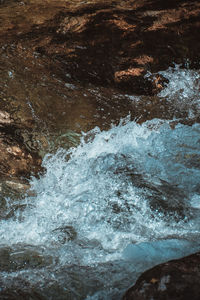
[0,64,200,299]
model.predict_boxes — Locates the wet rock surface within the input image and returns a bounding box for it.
[0,245,53,272]
[1,0,200,95]
[0,111,42,179]
[123,252,200,300]
[0,109,42,202]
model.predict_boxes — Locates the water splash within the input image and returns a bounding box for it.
[158,64,200,118]
[0,118,200,298]
[1,64,200,298]
[1,119,200,252]
[159,64,200,100]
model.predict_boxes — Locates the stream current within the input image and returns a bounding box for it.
[0,65,200,299]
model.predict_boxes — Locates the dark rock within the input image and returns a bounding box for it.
[0,245,53,272]
[1,0,200,95]
[123,252,200,300]
[52,225,77,244]
[0,288,46,300]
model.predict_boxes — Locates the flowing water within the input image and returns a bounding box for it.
[0,65,200,299]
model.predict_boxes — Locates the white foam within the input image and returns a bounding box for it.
[0,119,200,266]
[158,64,200,101]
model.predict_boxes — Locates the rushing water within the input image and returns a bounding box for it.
[0,65,200,299]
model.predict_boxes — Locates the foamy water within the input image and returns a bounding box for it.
[158,64,200,118]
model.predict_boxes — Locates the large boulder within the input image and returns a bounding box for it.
[123,252,200,300]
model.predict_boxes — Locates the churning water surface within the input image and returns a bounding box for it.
[0,65,200,299]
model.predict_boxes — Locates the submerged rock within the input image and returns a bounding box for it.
[52,225,77,244]
[123,252,200,300]
[0,245,53,272]
[0,288,46,300]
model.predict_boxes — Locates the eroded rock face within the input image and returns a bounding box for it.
[123,252,200,300]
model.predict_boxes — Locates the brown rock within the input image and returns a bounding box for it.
[1,0,200,95]
[123,252,200,300]
[0,110,12,126]
[0,113,43,180]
